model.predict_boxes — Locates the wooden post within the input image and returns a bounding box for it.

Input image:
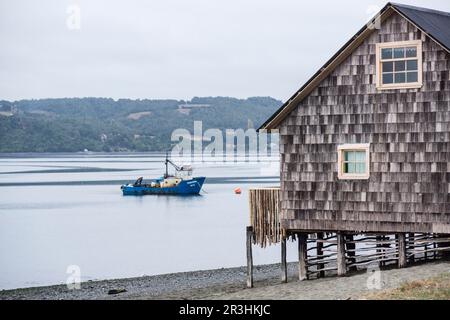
[337,232,347,276]
[376,235,383,267]
[316,232,325,278]
[246,226,253,288]
[433,234,437,260]
[281,236,287,283]
[345,234,357,272]
[382,235,390,267]
[298,233,308,281]
[398,233,407,268]
[408,233,415,263]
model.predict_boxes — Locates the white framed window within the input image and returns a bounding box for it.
[375,40,422,90]
[337,144,370,180]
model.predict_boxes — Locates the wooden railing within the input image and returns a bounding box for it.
[248,187,281,247]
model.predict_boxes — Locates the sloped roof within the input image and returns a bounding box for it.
[260,2,450,130]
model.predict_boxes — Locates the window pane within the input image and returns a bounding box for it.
[346,163,356,173]
[394,61,405,71]
[356,163,366,173]
[407,59,418,71]
[344,151,349,161]
[355,151,366,162]
[381,48,392,59]
[406,71,418,83]
[394,47,405,58]
[394,72,406,83]
[344,163,349,173]
[405,47,417,57]
[348,151,356,161]
[382,73,393,84]
[382,61,393,72]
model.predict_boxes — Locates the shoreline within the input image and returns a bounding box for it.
[0,263,293,300]
[1,260,449,300]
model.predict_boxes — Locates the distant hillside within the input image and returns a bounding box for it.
[0,97,281,152]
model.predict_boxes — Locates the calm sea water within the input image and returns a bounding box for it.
[0,153,298,290]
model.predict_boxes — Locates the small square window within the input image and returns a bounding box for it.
[343,151,366,174]
[338,144,370,180]
[376,40,422,89]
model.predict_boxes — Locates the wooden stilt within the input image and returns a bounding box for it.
[376,235,383,267]
[337,232,347,276]
[383,235,389,267]
[316,232,325,278]
[398,233,407,268]
[298,233,308,281]
[246,226,253,288]
[345,234,357,272]
[281,236,287,283]
[408,233,415,263]
[433,234,437,260]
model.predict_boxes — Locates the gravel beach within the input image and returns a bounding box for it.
[1,260,449,300]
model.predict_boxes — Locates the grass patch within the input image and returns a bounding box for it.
[365,272,450,300]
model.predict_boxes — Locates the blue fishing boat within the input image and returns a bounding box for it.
[121,155,205,195]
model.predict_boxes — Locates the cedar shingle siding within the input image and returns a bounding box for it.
[278,12,450,234]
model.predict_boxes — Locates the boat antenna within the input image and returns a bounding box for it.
[165,151,169,178]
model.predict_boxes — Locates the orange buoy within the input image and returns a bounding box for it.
[234,187,241,194]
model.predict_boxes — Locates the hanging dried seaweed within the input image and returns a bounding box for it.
[249,187,281,247]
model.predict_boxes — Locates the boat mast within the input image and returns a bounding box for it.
[165,152,169,178]
[164,152,186,178]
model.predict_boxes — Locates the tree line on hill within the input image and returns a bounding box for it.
[0,97,281,152]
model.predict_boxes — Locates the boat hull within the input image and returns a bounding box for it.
[121,177,206,195]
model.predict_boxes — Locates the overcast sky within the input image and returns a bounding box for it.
[0,0,448,102]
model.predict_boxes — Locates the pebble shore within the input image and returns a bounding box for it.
[1,261,449,300]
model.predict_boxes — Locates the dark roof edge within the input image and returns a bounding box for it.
[392,5,450,53]
[390,2,450,17]
[258,2,450,131]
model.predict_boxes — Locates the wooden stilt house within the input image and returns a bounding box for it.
[247,2,450,285]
